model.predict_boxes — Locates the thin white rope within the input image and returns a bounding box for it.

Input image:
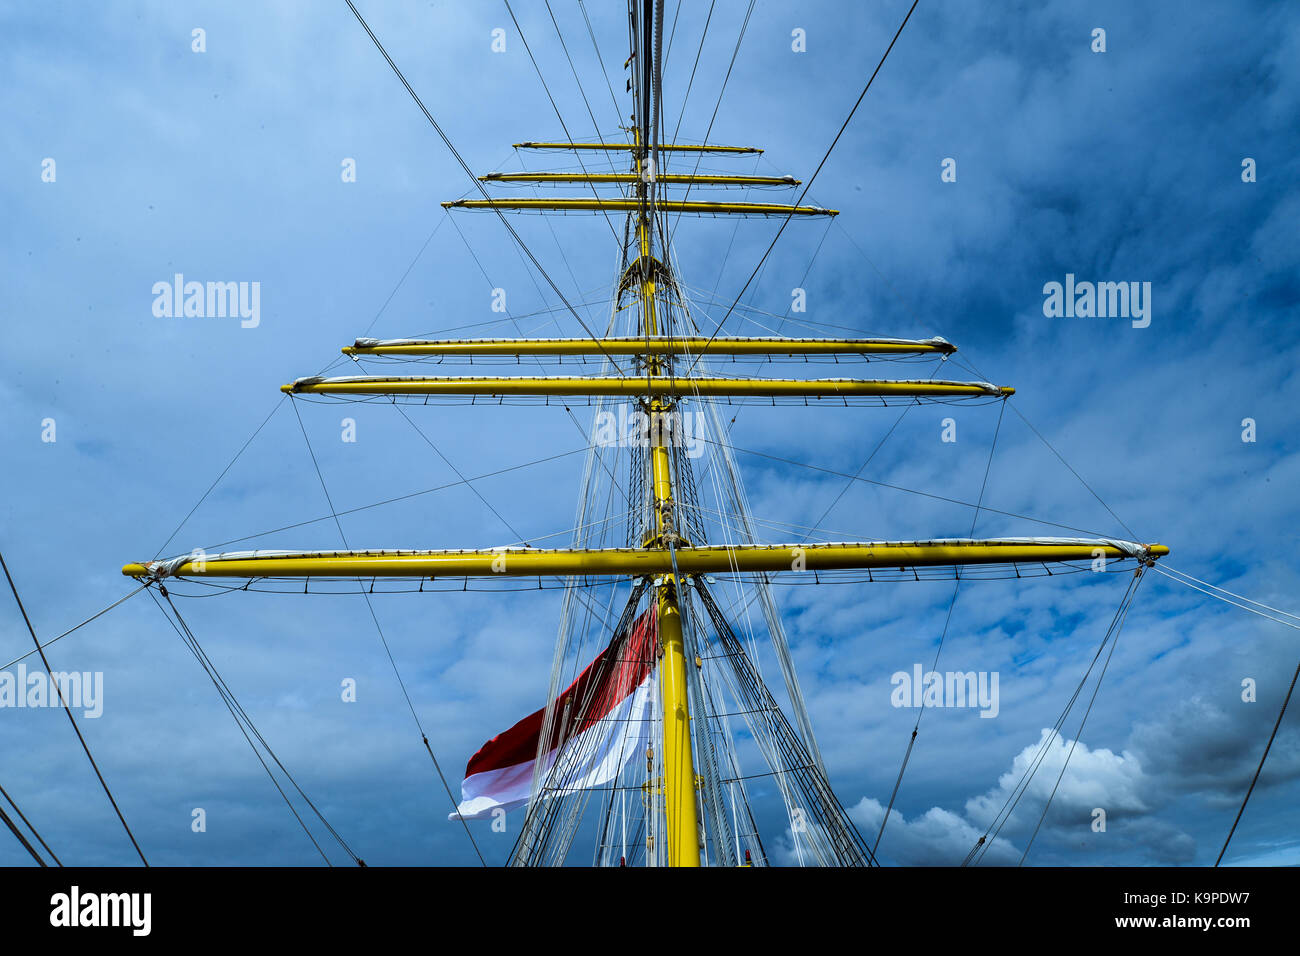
[1159,564,1300,623]
[1151,566,1300,631]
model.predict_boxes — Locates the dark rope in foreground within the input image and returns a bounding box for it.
[1216,656,1300,866]
[0,551,148,866]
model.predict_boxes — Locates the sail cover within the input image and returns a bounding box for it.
[451,607,658,821]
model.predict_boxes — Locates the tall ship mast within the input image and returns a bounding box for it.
[119,1,1170,867]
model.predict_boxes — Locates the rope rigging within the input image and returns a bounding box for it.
[149,587,362,866]
[0,781,59,866]
[290,396,487,865]
[342,0,628,374]
[96,0,1270,871]
[1,551,149,866]
[873,398,1007,856]
[504,0,624,246]
[665,0,753,244]
[1216,655,1299,866]
[1,582,149,672]
[0,799,47,867]
[1018,569,1145,864]
[688,0,920,370]
[962,570,1145,866]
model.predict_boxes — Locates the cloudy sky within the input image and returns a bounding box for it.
[2,0,1297,867]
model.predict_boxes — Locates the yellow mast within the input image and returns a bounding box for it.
[120,2,1174,867]
[633,126,700,867]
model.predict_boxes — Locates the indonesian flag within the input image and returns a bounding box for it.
[451,607,658,821]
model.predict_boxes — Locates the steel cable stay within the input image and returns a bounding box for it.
[109,1,1184,868]
[669,320,822,864]
[399,292,617,341]
[389,392,652,586]
[386,400,528,544]
[0,552,149,866]
[564,404,629,503]
[0,781,59,866]
[504,0,624,245]
[672,280,842,791]
[660,0,681,79]
[517,761,865,794]
[152,396,288,561]
[698,435,1133,540]
[189,445,592,556]
[445,197,604,400]
[542,585,644,862]
[147,588,354,866]
[687,0,920,372]
[289,396,487,865]
[149,199,485,569]
[0,576,160,866]
[151,206,459,564]
[674,185,834,467]
[343,0,629,375]
[1,582,149,672]
[873,399,1007,856]
[522,158,612,335]
[1018,570,1145,865]
[962,573,1142,866]
[693,578,878,866]
[816,191,1300,865]
[543,0,624,177]
[317,208,457,380]
[0,799,48,867]
[511,569,828,866]
[947,354,1143,542]
[703,155,766,299]
[666,0,755,245]
[522,358,638,863]
[666,0,715,170]
[1124,567,1300,865]
[948,349,1300,868]
[1151,565,1300,632]
[1216,655,1299,866]
[663,228,815,824]
[493,290,634,853]
[339,252,640,620]
[577,0,623,123]
[508,581,649,865]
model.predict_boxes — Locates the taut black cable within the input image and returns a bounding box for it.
[0,802,45,866]
[688,0,919,372]
[343,0,626,374]
[0,551,148,866]
[0,782,58,865]
[1216,656,1300,865]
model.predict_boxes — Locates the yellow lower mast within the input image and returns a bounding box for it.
[119,1,1176,868]
[635,195,700,866]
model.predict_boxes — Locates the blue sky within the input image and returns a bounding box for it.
[2,0,1297,866]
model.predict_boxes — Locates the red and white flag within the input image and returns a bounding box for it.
[451,607,658,821]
